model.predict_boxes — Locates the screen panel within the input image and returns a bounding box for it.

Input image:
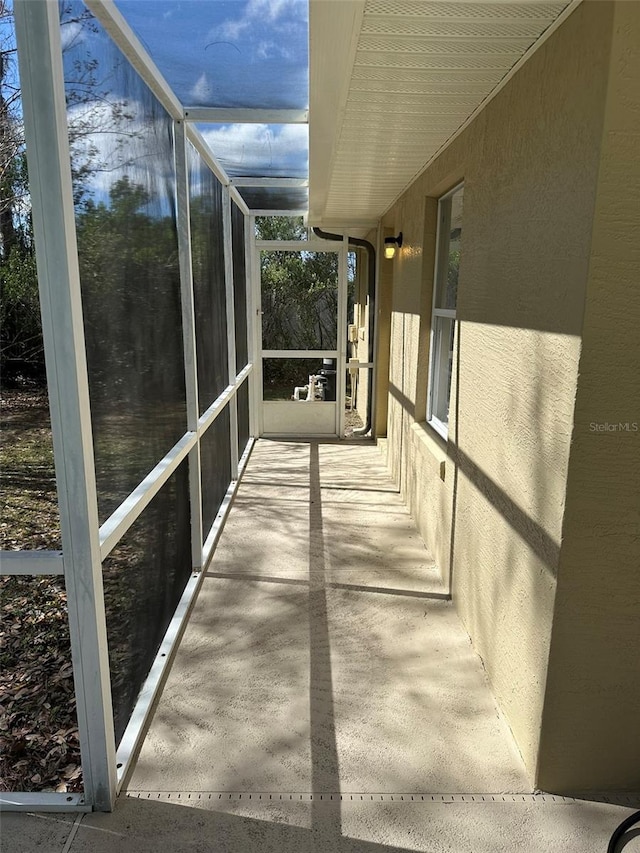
[255,216,308,240]
[236,380,250,458]
[261,251,339,351]
[189,144,229,413]
[263,357,337,402]
[116,2,308,111]
[200,407,232,541]
[240,186,308,212]
[61,2,187,524]
[0,385,60,551]
[198,124,308,181]
[101,462,191,746]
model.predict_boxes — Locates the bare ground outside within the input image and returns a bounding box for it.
[0,386,80,793]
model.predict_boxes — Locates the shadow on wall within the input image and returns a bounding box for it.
[387,315,576,782]
[448,325,567,773]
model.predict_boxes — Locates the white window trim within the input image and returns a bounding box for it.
[427,183,463,441]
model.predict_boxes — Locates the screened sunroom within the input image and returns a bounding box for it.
[2,2,294,808]
[0,0,368,811]
[2,0,639,841]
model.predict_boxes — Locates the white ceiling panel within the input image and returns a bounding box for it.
[309,0,574,232]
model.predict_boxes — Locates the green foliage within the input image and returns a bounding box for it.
[257,217,358,395]
[0,3,145,385]
[261,249,339,351]
[258,216,339,352]
[0,245,43,384]
[255,215,306,241]
[74,176,183,406]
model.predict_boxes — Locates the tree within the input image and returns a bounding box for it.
[74,176,183,409]
[1,4,40,383]
[0,2,140,386]
[257,217,339,352]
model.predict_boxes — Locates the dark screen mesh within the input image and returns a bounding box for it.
[236,380,250,458]
[102,462,191,746]
[189,144,228,413]
[232,203,248,372]
[200,408,232,541]
[239,186,308,212]
[62,3,186,523]
[261,251,339,350]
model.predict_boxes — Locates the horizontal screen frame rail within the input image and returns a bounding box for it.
[262,350,338,359]
[99,366,253,561]
[0,551,64,576]
[0,792,90,813]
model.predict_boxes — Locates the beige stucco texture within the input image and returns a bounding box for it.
[379,1,639,791]
[538,1,640,792]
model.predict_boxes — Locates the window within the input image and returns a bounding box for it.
[427,183,463,439]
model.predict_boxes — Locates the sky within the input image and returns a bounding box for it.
[116,0,309,184]
[5,1,309,209]
[116,0,308,110]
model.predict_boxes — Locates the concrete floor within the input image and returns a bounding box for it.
[3,439,639,852]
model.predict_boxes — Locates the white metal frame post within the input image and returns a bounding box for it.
[244,214,257,439]
[14,0,117,811]
[174,120,203,571]
[223,187,240,478]
[251,229,264,436]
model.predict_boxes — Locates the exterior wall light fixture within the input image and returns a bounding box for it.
[384,232,403,259]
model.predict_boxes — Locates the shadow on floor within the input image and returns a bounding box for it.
[59,793,640,853]
[127,438,528,799]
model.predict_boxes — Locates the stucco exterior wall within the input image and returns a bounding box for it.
[382,1,616,782]
[537,1,640,791]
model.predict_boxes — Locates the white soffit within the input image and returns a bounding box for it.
[309,0,572,231]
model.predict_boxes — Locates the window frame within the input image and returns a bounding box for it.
[427,182,464,440]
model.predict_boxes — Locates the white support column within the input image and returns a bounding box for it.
[336,236,349,438]
[244,214,258,439]
[251,225,264,437]
[223,187,240,479]
[174,121,203,571]
[14,0,116,810]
